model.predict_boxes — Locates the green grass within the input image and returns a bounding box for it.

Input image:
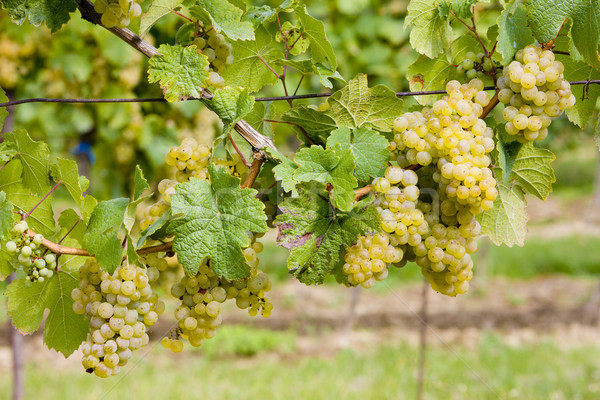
[1,332,599,400]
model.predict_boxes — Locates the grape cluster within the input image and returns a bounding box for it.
[72,259,164,378]
[498,45,575,142]
[193,24,234,88]
[93,0,143,29]
[0,34,36,89]
[342,233,401,288]
[166,237,272,351]
[3,221,57,284]
[457,52,500,81]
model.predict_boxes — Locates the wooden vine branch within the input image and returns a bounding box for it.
[24,229,173,257]
[481,91,500,119]
[77,0,276,154]
[241,152,265,189]
[354,185,372,201]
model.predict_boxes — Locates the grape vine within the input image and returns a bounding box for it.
[0,0,598,379]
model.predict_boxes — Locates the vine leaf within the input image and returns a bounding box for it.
[526,0,600,68]
[57,208,86,247]
[297,6,337,69]
[50,157,90,217]
[282,59,345,89]
[6,272,88,357]
[293,146,357,211]
[510,143,555,201]
[560,55,600,129]
[496,2,534,64]
[405,0,452,59]
[137,209,172,248]
[450,0,477,19]
[83,198,129,274]
[222,25,284,92]
[0,160,55,237]
[3,129,51,196]
[325,74,404,132]
[203,87,255,137]
[275,186,379,285]
[0,191,12,239]
[189,0,255,41]
[139,0,184,38]
[282,105,338,144]
[148,44,210,102]
[326,126,390,182]
[477,182,528,247]
[0,0,77,32]
[133,165,150,200]
[167,165,267,279]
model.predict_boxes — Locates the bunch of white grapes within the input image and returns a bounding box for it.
[498,45,575,142]
[93,0,143,29]
[3,221,57,284]
[72,259,165,378]
[342,233,402,288]
[165,235,272,351]
[456,51,500,81]
[193,24,234,88]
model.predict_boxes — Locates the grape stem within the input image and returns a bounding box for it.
[242,153,264,189]
[481,91,500,119]
[171,10,193,23]
[228,135,251,167]
[77,0,277,155]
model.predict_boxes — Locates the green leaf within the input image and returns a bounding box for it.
[6,273,88,356]
[282,105,338,144]
[560,55,600,129]
[510,143,555,201]
[326,127,390,182]
[493,128,523,183]
[405,0,452,59]
[293,146,357,211]
[325,74,404,132]
[0,191,12,239]
[276,21,309,56]
[297,6,337,69]
[137,209,172,248]
[134,165,149,200]
[477,182,528,247]
[167,166,267,279]
[497,2,535,65]
[4,129,50,196]
[57,209,85,246]
[272,155,300,195]
[148,44,210,102]
[139,0,184,38]
[50,157,87,215]
[43,272,88,356]
[275,185,379,284]
[0,248,14,280]
[83,198,129,274]
[0,0,78,32]
[0,160,55,237]
[282,60,345,89]
[190,0,255,41]
[203,87,255,137]
[451,0,476,19]
[221,25,284,92]
[0,141,17,163]
[526,0,600,68]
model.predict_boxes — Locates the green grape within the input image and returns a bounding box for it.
[73,259,163,378]
[498,45,575,142]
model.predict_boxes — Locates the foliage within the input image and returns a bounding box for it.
[0,0,598,378]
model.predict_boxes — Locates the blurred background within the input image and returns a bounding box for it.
[1,0,600,399]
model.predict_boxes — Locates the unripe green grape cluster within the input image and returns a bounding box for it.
[342,233,402,288]
[3,221,57,285]
[456,52,501,81]
[72,259,164,378]
[193,24,234,88]
[498,45,575,142]
[93,0,143,29]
